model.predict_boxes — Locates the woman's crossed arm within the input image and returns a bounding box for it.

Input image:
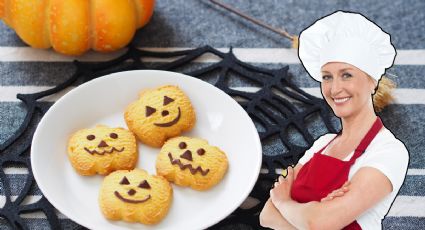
[267,166,392,230]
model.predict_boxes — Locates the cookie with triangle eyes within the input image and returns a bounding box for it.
[156,136,228,191]
[99,169,173,224]
[67,125,138,176]
[124,85,196,148]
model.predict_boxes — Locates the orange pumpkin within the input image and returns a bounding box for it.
[0,0,155,55]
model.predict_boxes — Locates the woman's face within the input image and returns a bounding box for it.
[320,62,376,119]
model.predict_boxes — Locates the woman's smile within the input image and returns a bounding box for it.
[333,96,351,105]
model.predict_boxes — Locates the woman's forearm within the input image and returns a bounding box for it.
[273,199,319,230]
[260,198,297,230]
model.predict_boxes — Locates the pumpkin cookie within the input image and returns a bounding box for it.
[99,169,173,224]
[124,85,196,148]
[156,137,228,191]
[67,125,138,175]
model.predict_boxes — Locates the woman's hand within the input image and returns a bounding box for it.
[270,166,295,206]
[320,181,350,202]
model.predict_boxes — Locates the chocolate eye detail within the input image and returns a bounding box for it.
[87,135,95,141]
[179,142,187,149]
[138,180,151,189]
[110,133,118,139]
[197,148,205,156]
[163,96,174,105]
[146,106,156,117]
[119,176,130,185]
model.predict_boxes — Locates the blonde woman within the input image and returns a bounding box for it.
[260,11,409,229]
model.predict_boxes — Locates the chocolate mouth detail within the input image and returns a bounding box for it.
[168,152,210,176]
[84,147,125,155]
[114,191,151,204]
[154,107,181,127]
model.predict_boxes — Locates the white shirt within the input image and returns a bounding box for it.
[298,128,409,229]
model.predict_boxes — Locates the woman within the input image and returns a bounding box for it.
[259,11,409,229]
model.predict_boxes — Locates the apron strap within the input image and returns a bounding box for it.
[349,117,383,163]
[316,131,341,154]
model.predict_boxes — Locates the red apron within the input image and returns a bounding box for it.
[291,117,383,229]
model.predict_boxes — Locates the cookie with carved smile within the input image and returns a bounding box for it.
[67,125,138,175]
[99,169,172,224]
[156,136,228,191]
[125,85,196,148]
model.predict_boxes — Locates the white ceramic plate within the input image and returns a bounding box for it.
[31,70,262,230]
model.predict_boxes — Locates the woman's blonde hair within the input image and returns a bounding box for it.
[372,75,396,112]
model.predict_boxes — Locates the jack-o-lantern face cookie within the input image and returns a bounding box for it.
[99,169,173,224]
[67,125,138,176]
[124,85,196,148]
[156,137,228,191]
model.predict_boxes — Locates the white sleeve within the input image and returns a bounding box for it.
[359,140,409,192]
[298,134,334,165]
[298,146,315,165]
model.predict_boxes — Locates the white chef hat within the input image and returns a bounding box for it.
[298,11,396,83]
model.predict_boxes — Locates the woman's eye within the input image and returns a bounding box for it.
[342,73,352,78]
[322,75,332,81]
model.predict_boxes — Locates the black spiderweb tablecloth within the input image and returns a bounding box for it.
[0,45,337,229]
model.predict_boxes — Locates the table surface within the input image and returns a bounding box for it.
[1,0,425,229]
